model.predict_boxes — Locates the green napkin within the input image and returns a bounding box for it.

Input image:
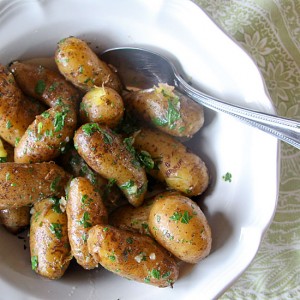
[193,0,300,299]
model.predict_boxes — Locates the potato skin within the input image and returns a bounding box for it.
[14,104,77,163]
[80,86,124,128]
[87,224,179,287]
[66,177,108,269]
[0,162,70,209]
[30,198,72,279]
[149,193,212,264]
[0,206,30,234]
[55,37,122,93]
[125,84,204,138]
[74,124,147,207]
[59,148,126,213]
[0,64,44,146]
[9,61,80,108]
[109,199,154,235]
[133,128,209,196]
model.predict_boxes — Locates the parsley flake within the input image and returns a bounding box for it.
[49,223,63,240]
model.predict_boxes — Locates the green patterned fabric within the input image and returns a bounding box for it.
[193,0,300,299]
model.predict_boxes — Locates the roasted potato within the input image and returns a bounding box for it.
[9,61,80,108]
[55,37,122,93]
[125,84,204,138]
[0,206,31,234]
[149,192,212,264]
[109,199,154,235]
[87,224,179,287]
[30,198,72,279]
[80,86,124,128]
[66,177,108,269]
[0,64,45,146]
[74,123,147,207]
[0,142,30,233]
[59,147,126,213]
[133,127,209,196]
[14,104,77,163]
[0,162,70,209]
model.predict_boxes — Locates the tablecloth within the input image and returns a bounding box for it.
[193,0,300,299]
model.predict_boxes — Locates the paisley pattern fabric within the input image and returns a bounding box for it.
[193,0,300,299]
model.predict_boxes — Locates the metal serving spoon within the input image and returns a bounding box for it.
[101,47,300,150]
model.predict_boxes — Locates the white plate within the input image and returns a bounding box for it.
[0,0,279,299]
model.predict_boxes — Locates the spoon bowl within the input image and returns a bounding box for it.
[101,47,300,150]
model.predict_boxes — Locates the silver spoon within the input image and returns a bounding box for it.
[101,47,300,150]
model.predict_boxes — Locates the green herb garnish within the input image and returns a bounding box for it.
[120,179,137,195]
[6,120,12,129]
[49,223,63,239]
[54,111,67,132]
[50,176,61,192]
[138,150,154,170]
[31,255,38,270]
[35,80,46,95]
[79,212,92,228]
[222,172,232,182]
[181,211,193,224]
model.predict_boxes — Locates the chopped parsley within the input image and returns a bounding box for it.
[222,172,232,182]
[79,212,92,228]
[51,197,62,213]
[50,176,61,192]
[54,111,67,132]
[169,210,193,224]
[6,120,12,129]
[49,223,63,240]
[35,79,46,95]
[126,237,133,244]
[137,150,154,170]
[31,255,38,270]
[151,269,161,279]
[0,157,7,163]
[120,179,137,195]
[82,123,113,144]
[41,111,50,118]
[81,194,93,207]
[37,122,43,134]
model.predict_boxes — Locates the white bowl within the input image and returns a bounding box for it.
[0,0,279,299]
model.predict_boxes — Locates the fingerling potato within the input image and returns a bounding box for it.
[9,61,80,108]
[67,177,108,269]
[0,206,30,234]
[87,224,179,287]
[0,64,45,146]
[133,127,209,196]
[109,199,154,235]
[80,86,124,128]
[125,84,204,138]
[30,198,72,279]
[0,162,70,209]
[74,123,147,207]
[14,104,77,163]
[0,139,30,233]
[55,37,122,93]
[59,147,126,213]
[149,192,212,263]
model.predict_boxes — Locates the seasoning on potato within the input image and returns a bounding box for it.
[0,139,31,233]
[133,127,209,196]
[9,61,80,108]
[0,162,70,209]
[124,83,204,138]
[74,123,148,207]
[55,36,122,93]
[0,64,45,147]
[14,104,77,163]
[87,224,179,287]
[80,86,124,128]
[66,177,108,269]
[109,199,154,235]
[59,147,126,213]
[149,192,212,264]
[30,198,72,279]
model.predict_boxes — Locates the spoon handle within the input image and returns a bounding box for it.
[174,74,300,150]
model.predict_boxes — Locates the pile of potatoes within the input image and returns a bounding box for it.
[0,37,211,288]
